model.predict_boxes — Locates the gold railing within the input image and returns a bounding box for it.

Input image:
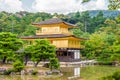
[36,30,73,35]
[61,31,73,35]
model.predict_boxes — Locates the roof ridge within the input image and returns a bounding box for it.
[33,18,63,25]
[32,17,76,28]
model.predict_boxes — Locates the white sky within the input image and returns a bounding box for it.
[0,0,24,13]
[0,0,109,14]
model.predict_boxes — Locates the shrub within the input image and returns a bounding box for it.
[49,58,60,70]
[13,60,24,72]
[4,69,15,75]
[112,71,120,80]
[31,70,38,75]
[100,76,114,80]
[100,71,120,80]
[98,61,113,65]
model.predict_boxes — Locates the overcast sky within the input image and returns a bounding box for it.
[0,0,109,14]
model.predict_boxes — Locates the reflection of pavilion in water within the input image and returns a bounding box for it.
[60,67,80,79]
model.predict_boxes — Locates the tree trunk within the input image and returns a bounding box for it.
[24,55,29,65]
[2,56,6,64]
[50,66,52,71]
[34,61,40,67]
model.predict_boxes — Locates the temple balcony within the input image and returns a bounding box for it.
[36,30,73,35]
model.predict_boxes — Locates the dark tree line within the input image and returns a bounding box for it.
[0,10,119,36]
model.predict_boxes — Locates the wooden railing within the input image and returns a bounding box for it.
[36,30,73,35]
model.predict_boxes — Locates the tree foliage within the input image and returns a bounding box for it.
[0,11,119,35]
[49,58,60,70]
[83,32,113,60]
[13,60,24,72]
[109,0,120,10]
[82,0,120,10]
[83,15,120,64]
[100,71,120,80]
[0,32,23,63]
[25,39,57,67]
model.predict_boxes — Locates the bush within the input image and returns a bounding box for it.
[4,69,15,75]
[13,60,24,72]
[98,61,113,65]
[100,71,120,80]
[49,58,60,70]
[112,71,120,80]
[31,70,38,75]
[100,76,114,80]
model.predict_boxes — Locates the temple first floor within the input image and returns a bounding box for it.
[56,48,81,62]
[18,48,81,62]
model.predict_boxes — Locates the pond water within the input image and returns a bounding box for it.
[0,66,120,80]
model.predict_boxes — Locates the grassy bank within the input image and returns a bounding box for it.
[80,65,120,80]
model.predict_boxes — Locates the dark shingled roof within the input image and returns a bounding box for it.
[21,34,86,40]
[21,34,70,39]
[33,18,76,27]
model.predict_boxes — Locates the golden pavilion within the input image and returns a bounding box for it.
[21,18,85,62]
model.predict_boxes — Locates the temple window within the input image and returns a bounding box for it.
[42,29,46,32]
[55,27,59,32]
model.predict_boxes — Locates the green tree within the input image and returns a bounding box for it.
[76,22,84,32]
[21,25,36,36]
[83,15,120,63]
[97,17,120,63]
[82,0,120,10]
[82,0,90,3]
[0,32,23,63]
[111,36,120,63]
[91,11,106,33]
[116,14,120,22]
[72,28,90,38]
[24,45,33,65]
[83,32,114,62]
[34,17,42,22]
[27,39,56,67]
[49,58,60,70]
[80,11,91,33]
[109,0,120,10]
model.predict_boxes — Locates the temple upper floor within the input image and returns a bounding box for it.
[33,18,76,35]
[21,17,86,49]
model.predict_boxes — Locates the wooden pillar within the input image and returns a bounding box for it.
[67,51,68,56]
